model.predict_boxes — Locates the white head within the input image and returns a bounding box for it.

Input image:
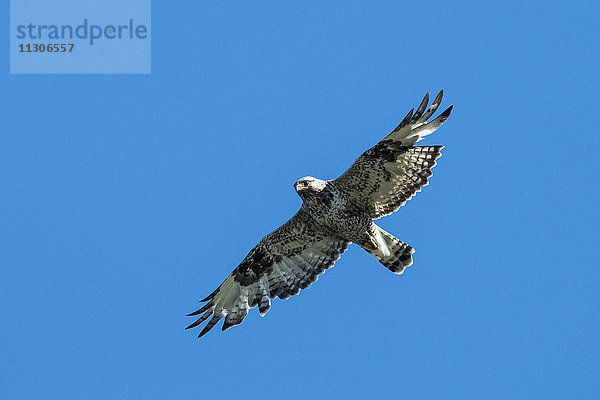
[294,176,327,196]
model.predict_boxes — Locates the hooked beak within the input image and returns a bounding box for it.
[295,182,309,191]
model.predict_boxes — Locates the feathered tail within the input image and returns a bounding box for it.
[361,226,414,274]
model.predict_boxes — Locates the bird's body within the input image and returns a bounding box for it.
[187,90,453,337]
[298,179,372,245]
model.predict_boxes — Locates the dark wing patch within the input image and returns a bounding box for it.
[186,209,349,338]
[333,90,451,219]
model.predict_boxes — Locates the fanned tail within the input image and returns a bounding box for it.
[361,226,414,274]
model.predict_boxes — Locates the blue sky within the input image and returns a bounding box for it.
[2,1,599,399]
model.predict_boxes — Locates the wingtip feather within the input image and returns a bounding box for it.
[186,301,213,316]
[185,309,213,330]
[439,105,453,121]
[197,315,222,338]
[412,92,429,121]
[199,289,218,303]
[396,108,414,130]
[221,322,233,332]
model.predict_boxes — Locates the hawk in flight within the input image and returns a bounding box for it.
[187,90,452,337]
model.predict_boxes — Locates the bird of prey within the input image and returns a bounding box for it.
[187,90,452,337]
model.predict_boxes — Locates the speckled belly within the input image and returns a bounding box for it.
[311,196,373,244]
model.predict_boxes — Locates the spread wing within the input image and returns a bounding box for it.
[186,209,349,338]
[333,90,452,219]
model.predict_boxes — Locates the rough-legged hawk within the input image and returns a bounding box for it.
[187,90,453,337]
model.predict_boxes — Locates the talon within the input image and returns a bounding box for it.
[362,238,378,251]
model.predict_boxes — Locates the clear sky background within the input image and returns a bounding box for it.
[2,2,599,399]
